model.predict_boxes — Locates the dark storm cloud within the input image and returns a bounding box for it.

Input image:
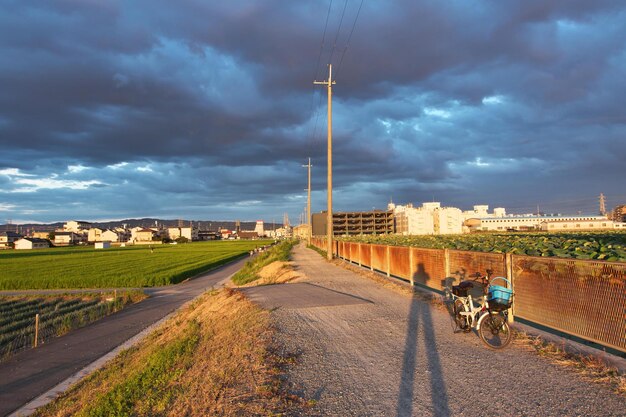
[1,0,625,222]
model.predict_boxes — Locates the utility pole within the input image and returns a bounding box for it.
[303,158,312,245]
[314,64,336,260]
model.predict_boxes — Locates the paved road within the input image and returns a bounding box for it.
[244,244,626,416]
[0,256,249,417]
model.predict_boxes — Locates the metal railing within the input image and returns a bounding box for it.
[310,237,626,353]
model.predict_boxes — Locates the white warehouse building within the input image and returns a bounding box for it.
[465,215,616,232]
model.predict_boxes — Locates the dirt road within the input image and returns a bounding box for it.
[245,244,625,416]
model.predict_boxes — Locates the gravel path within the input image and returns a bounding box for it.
[270,244,625,417]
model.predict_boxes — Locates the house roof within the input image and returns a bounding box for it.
[0,231,23,237]
[19,237,49,243]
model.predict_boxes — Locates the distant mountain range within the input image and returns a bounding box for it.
[0,219,284,233]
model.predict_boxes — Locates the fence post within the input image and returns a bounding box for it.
[506,253,514,323]
[358,243,362,266]
[386,245,391,277]
[370,245,374,271]
[444,249,450,278]
[34,313,39,348]
[409,247,415,286]
[114,289,118,313]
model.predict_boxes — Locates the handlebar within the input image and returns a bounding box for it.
[470,271,493,294]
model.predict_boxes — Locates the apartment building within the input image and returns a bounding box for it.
[167,227,198,241]
[391,202,463,235]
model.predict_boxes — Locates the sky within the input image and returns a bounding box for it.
[1,0,625,224]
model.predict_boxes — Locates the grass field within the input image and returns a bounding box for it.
[33,289,301,416]
[0,291,145,361]
[0,240,272,290]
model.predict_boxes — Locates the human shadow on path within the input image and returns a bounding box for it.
[395,263,451,417]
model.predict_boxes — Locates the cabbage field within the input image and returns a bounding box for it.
[341,232,626,262]
[0,240,272,290]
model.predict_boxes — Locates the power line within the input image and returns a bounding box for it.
[307,0,334,158]
[314,0,334,81]
[327,0,349,67]
[335,0,365,80]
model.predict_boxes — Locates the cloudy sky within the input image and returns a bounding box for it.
[1,1,625,224]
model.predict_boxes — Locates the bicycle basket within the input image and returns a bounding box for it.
[487,277,513,311]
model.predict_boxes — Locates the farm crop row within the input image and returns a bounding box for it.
[0,240,273,290]
[0,292,144,360]
[341,232,626,262]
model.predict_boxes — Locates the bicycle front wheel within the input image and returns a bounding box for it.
[478,313,512,349]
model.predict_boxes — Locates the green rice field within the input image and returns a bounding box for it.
[0,240,272,290]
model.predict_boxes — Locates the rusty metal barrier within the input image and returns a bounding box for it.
[513,255,626,353]
[308,237,625,353]
[447,249,506,282]
[360,243,371,266]
[389,246,411,280]
[347,242,358,262]
[370,244,387,273]
[411,248,447,291]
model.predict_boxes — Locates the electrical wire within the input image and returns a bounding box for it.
[308,0,335,158]
[327,0,349,68]
[314,0,334,82]
[335,0,365,80]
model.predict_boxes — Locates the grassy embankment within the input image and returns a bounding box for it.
[33,288,301,416]
[0,291,145,361]
[343,232,626,262]
[0,240,272,290]
[231,240,298,286]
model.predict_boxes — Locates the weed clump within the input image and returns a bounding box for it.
[231,240,297,285]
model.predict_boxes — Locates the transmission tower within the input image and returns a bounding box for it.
[599,193,607,216]
[283,213,290,228]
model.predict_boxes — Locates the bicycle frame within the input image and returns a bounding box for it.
[448,273,513,349]
[450,291,492,330]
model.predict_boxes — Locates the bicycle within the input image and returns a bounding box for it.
[448,270,513,349]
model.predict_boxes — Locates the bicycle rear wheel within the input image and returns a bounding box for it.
[478,313,511,349]
[453,299,471,332]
